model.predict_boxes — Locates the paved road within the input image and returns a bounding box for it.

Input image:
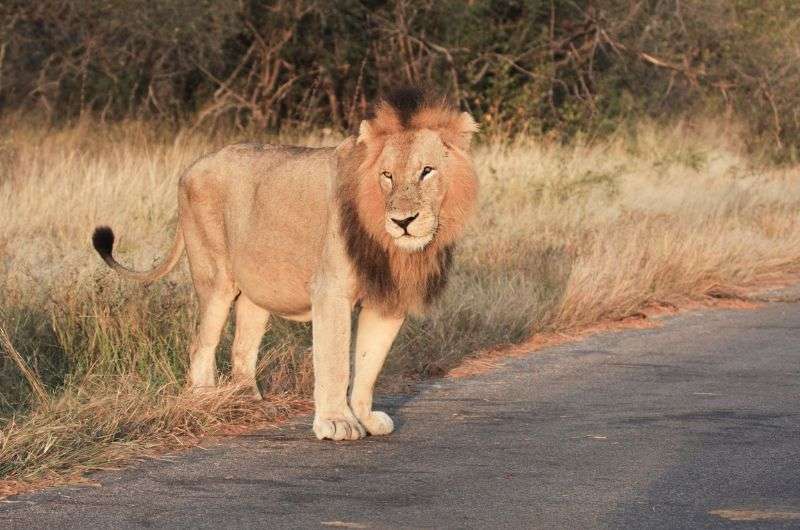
[2,298,800,529]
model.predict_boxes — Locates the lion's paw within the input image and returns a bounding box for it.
[313,415,366,441]
[360,411,394,436]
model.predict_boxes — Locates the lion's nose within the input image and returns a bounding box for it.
[391,213,419,231]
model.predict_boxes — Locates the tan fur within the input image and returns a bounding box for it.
[93,92,478,440]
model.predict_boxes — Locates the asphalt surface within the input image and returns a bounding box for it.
[2,295,799,529]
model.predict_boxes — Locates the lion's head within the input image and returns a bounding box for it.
[337,87,478,313]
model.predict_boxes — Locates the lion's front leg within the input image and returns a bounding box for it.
[350,306,405,436]
[310,289,365,441]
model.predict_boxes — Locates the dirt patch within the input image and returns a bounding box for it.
[446,283,784,379]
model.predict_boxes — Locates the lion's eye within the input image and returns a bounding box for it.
[420,166,434,180]
[381,171,392,180]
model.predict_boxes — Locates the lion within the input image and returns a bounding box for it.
[92,87,478,440]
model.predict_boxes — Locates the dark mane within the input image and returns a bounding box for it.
[424,246,453,304]
[339,198,395,301]
[381,86,425,126]
[364,86,455,130]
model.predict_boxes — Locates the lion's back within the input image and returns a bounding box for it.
[178,142,338,315]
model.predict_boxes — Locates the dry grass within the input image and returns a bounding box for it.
[1,117,799,490]
[0,373,307,495]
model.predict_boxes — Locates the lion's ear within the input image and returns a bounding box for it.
[455,112,478,149]
[443,112,479,152]
[357,120,376,144]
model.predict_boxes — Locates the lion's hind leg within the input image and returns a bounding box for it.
[180,182,237,392]
[186,283,237,391]
[230,294,269,400]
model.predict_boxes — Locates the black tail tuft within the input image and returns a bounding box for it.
[92,226,115,263]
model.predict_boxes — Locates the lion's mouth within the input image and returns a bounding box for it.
[393,232,434,252]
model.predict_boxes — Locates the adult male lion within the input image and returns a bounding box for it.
[92,88,478,441]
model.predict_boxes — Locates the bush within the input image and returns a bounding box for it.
[1,1,798,155]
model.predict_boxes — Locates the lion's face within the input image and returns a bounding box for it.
[377,130,448,252]
[340,94,477,262]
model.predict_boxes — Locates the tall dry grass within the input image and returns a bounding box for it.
[1,117,799,488]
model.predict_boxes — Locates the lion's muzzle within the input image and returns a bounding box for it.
[385,209,437,252]
[390,213,419,234]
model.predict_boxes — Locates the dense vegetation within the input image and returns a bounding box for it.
[2,1,799,158]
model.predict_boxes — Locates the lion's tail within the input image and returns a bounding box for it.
[92,224,185,283]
